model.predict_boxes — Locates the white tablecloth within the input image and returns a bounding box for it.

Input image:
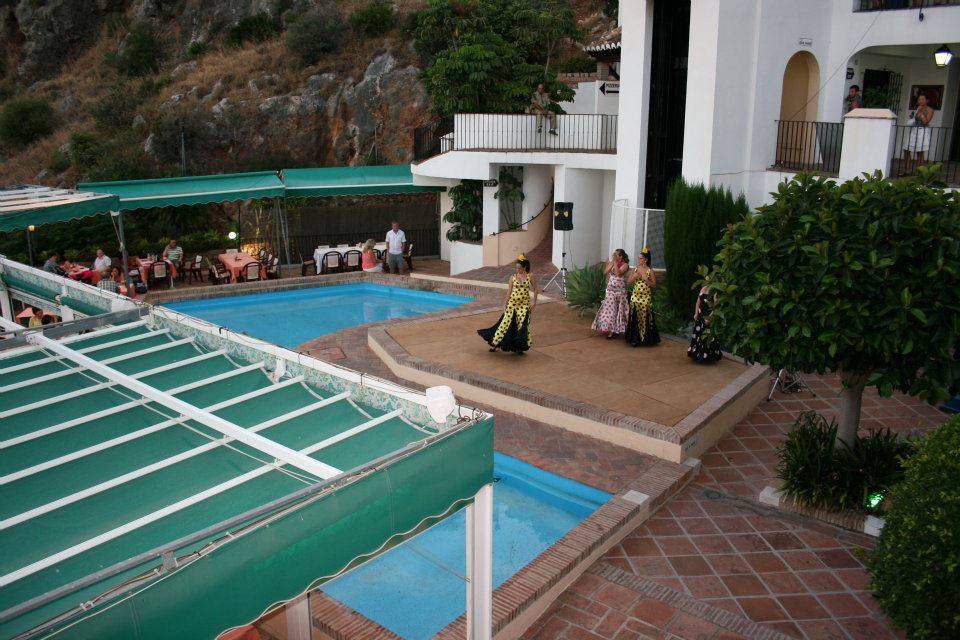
[314,243,387,273]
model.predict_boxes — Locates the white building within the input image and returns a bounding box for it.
[412,0,960,275]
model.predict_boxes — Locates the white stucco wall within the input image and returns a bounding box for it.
[560,81,621,116]
[449,241,484,276]
[553,167,605,269]
[521,164,554,223]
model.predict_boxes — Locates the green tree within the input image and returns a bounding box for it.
[284,3,343,65]
[706,169,960,444]
[664,178,748,317]
[444,180,483,242]
[349,0,397,37]
[108,22,163,76]
[0,97,54,148]
[869,415,960,639]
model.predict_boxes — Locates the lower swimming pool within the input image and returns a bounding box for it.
[164,283,471,348]
[320,453,610,640]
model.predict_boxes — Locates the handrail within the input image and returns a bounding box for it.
[488,188,554,237]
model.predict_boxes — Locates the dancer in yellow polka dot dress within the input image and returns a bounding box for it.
[625,247,660,347]
[478,254,538,355]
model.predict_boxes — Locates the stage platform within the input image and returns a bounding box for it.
[369,303,770,462]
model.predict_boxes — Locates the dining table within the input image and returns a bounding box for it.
[218,252,265,283]
[136,257,177,284]
[67,265,101,285]
[313,243,387,274]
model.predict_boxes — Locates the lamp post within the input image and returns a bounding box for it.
[934,44,953,68]
[26,225,35,267]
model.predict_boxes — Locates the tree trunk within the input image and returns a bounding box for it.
[837,371,869,446]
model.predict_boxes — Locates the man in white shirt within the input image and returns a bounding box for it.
[93,248,111,274]
[385,221,406,274]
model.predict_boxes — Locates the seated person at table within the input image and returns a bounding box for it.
[361,239,382,273]
[42,253,66,276]
[162,239,183,268]
[28,307,44,328]
[98,266,123,294]
[93,248,111,274]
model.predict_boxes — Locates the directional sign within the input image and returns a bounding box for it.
[599,81,620,95]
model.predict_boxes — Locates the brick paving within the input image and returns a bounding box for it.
[522,376,947,640]
[457,232,558,284]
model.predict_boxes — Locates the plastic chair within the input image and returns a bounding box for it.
[301,257,317,277]
[321,251,342,274]
[226,248,239,255]
[266,256,280,279]
[404,243,415,272]
[185,255,203,284]
[244,261,262,281]
[150,261,172,289]
[343,250,362,272]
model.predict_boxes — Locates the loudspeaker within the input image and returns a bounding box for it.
[554,202,573,231]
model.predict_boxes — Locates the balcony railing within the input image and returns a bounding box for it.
[413,114,617,161]
[772,120,844,175]
[891,125,959,185]
[856,0,960,11]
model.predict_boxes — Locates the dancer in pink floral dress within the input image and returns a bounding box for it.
[592,249,630,339]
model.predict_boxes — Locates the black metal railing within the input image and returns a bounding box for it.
[413,117,454,162]
[891,125,959,185]
[454,113,618,153]
[857,0,960,11]
[289,227,440,261]
[772,120,844,174]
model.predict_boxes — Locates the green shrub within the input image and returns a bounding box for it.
[870,416,960,639]
[558,56,596,74]
[349,0,397,38]
[777,411,913,512]
[150,109,219,169]
[443,180,482,242]
[227,13,279,46]
[68,131,102,169]
[187,40,209,57]
[565,263,606,315]
[652,284,690,337]
[47,148,70,174]
[664,178,748,318]
[108,22,163,77]
[285,4,343,65]
[0,97,54,148]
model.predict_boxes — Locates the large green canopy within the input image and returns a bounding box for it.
[282,165,442,197]
[78,171,286,211]
[0,186,120,233]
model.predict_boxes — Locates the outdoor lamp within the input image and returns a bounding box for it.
[426,385,456,424]
[227,231,238,240]
[934,44,953,67]
[27,225,35,232]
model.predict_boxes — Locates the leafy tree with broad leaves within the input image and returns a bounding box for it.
[705,169,960,444]
[413,0,578,115]
[444,180,483,242]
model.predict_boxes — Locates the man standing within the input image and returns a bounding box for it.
[385,221,406,274]
[844,85,862,113]
[93,248,111,274]
[531,83,557,135]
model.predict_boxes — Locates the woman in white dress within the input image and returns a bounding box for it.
[902,92,934,176]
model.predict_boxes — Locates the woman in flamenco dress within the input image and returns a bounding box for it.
[478,254,538,355]
[592,249,630,339]
[687,284,722,363]
[625,247,660,347]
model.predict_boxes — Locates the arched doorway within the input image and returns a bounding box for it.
[776,51,832,171]
[780,51,820,122]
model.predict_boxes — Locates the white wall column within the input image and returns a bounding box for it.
[284,593,311,640]
[681,0,721,186]
[610,0,654,254]
[482,182,499,237]
[0,286,12,322]
[439,189,454,262]
[838,109,897,181]
[465,483,493,640]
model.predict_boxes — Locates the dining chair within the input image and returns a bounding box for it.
[404,243,415,272]
[321,251,342,275]
[301,257,317,277]
[185,255,203,284]
[343,250,362,272]
[244,261,262,282]
[209,261,231,285]
[266,256,280,279]
[150,261,172,289]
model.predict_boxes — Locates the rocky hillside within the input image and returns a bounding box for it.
[0,0,612,187]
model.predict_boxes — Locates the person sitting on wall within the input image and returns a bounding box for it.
[361,239,382,273]
[385,221,407,274]
[530,83,558,136]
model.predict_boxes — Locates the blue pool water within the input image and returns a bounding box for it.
[165,283,471,348]
[320,453,610,640]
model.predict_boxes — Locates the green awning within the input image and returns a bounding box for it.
[78,171,286,211]
[283,165,443,197]
[0,186,119,233]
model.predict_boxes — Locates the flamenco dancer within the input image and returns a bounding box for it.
[688,284,722,363]
[592,249,630,339]
[625,247,660,347]
[478,254,538,355]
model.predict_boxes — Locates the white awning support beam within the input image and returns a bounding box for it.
[466,483,494,640]
[26,333,338,481]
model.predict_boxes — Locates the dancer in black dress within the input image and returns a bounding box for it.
[625,248,660,347]
[478,255,538,355]
[688,285,722,363]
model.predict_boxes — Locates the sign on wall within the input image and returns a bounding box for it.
[799,37,812,47]
[599,82,619,95]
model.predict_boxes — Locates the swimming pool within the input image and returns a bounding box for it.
[320,453,610,640]
[165,283,471,348]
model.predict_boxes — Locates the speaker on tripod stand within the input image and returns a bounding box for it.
[544,202,573,296]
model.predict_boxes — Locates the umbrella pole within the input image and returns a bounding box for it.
[115,210,132,288]
[278,198,292,270]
